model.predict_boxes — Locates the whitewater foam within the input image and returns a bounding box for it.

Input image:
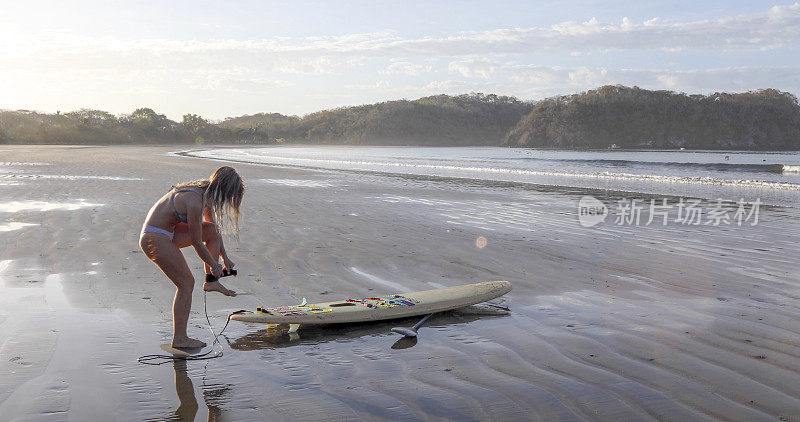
[184,148,800,192]
[0,174,143,181]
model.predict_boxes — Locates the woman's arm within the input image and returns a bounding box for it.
[220,241,234,270]
[203,205,234,269]
[187,200,221,275]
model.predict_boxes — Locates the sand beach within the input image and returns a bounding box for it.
[1,145,799,421]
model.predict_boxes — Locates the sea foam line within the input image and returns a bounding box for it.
[189,149,800,191]
[0,174,143,181]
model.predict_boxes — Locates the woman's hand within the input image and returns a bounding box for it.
[211,263,224,279]
[222,255,235,271]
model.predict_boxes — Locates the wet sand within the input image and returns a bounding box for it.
[1,145,799,421]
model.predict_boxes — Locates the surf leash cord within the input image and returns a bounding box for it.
[138,269,246,365]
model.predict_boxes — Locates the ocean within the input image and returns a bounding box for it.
[183,146,800,206]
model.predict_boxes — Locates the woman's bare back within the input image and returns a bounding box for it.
[143,188,204,231]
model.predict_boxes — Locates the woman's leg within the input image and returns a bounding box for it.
[140,232,206,348]
[172,222,236,296]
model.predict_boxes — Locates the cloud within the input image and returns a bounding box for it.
[380,61,433,76]
[1,3,799,62]
[448,59,800,95]
[2,4,798,119]
[183,76,293,91]
[273,57,340,75]
[448,60,497,79]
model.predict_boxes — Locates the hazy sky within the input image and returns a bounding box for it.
[1,1,798,120]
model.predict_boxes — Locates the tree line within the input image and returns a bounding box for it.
[219,93,532,146]
[504,85,800,150]
[0,108,269,145]
[2,87,798,149]
[0,93,532,146]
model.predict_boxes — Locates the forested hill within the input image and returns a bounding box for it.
[220,94,533,145]
[0,94,532,146]
[504,86,800,150]
[2,88,799,149]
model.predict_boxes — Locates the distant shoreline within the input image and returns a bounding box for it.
[4,142,800,153]
[3,86,798,150]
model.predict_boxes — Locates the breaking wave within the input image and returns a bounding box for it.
[181,148,800,192]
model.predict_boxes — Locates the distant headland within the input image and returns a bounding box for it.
[1,86,798,150]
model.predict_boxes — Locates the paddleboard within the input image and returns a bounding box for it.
[231,280,511,325]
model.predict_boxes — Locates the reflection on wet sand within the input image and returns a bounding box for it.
[167,360,225,422]
[156,313,505,420]
[170,360,198,421]
[390,336,418,350]
[226,312,491,351]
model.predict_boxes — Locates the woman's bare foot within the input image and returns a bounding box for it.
[203,280,237,296]
[172,336,206,348]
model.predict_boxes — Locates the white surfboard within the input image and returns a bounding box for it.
[231,280,511,325]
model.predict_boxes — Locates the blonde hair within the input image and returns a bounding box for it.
[175,166,245,235]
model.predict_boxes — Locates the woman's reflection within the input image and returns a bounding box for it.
[171,360,198,421]
[169,360,223,421]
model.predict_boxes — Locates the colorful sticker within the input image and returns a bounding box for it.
[344,294,420,308]
[295,305,334,314]
[258,294,419,315]
[259,306,309,316]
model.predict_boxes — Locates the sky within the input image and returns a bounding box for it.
[0,0,798,120]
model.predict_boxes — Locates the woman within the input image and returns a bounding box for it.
[140,166,244,348]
